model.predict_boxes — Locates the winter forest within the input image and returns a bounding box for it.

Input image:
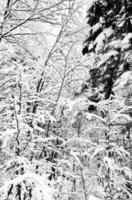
[0,0,132,200]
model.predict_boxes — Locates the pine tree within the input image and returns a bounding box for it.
[80,0,132,199]
[82,0,132,101]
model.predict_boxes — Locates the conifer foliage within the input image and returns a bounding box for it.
[82,0,132,100]
[80,0,132,199]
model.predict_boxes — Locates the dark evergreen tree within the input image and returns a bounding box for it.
[81,1,132,199]
[82,0,132,101]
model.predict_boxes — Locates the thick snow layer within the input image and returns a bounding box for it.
[89,194,101,200]
[97,50,119,67]
[115,72,131,89]
[103,28,114,38]
[110,40,122,50]
[94,28,114,52]
[92,23,102,33]
[88,43,94,51]
[123,33,132,43]
[122,33,132,51]
[0,172,53,200]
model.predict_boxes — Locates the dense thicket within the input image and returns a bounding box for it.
[0,1,132,200]
[0,1,89,200]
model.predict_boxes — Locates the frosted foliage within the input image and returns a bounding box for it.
[0,173,52,200]
[81,0,132,199]
[109,40,122,50]
[94,28,114,52]
[121,33,132,51]
[0,0,132,200]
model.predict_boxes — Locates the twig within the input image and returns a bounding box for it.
[13,96,20,156]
